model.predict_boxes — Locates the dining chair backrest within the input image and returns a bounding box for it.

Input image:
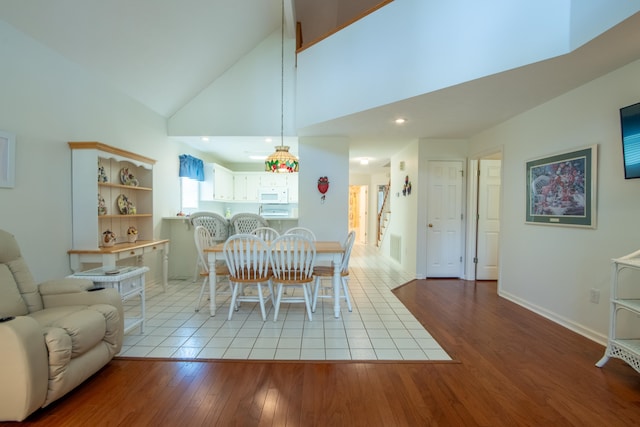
[191,211,229,242]
[340,231,356,274]
[194,225,214,274]
[251,227,280,242]
[284,226,316,241]
[269,234,316,283]
[223,234,271,281]
[230,213,269,234]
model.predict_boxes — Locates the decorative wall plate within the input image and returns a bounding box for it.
[120,168,139,186]
[116,194,136,215]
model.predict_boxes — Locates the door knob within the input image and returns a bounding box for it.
[428,223,433,228]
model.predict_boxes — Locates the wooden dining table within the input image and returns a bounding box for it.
[204,240,345,318]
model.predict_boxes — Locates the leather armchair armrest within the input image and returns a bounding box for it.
[0,316,49,422]
[40,287,125,339]
[38,278,94,295]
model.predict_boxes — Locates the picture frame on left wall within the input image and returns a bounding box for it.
[0,130,16,188]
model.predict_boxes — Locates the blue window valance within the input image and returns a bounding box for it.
[179,154,204,181]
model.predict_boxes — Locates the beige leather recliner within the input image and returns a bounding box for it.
[0,229,124,422]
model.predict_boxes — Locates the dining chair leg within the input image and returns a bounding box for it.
[195,277,209,312]
[228,283,239,320]
[312,277,321,313]
[257,283,267,321]
[303,283,313,321]
[341,278,352,312]
[268,282,275,306]
[273,284,284,321]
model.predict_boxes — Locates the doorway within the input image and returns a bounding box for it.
[475,159,501,280]
[466,152,502,281]
[349,185,368,244]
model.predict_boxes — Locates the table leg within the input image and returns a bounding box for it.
[333,256,341,318]
[162,243,169,293]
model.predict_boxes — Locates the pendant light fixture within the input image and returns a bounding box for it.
[265,0,299,173]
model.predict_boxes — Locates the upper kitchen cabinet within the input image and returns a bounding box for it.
[260,173,288,188]
[233,172,261,202]
[200,163,234,201]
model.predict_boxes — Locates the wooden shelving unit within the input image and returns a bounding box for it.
[67,142,169,290]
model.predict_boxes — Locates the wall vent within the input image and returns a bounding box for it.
[390,234,401,263]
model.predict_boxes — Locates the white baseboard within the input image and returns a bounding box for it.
[498,290,608,346]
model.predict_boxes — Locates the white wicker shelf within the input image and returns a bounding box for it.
[70,266,148,334]
[596,253,640,374]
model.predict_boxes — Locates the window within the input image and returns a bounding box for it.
[181,177,199,212]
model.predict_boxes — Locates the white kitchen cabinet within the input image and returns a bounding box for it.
[200,163,234,201]
[260,173,288,188]
[287,173,299,203]
[233,172,261,202]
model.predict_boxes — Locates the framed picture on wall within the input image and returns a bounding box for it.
[525,144,597,228]
[0,130,16,188]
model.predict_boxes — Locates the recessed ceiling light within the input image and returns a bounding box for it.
[395,118,406,125]
[360,158,369,165]
[265,137,273,143]
[201,136,209,142]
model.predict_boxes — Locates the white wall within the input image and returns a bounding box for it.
[296,0,640,131]
[297,137,349,241]
[380,141,419,274]
[469,58,640,343]
[168,30,297,139]
[296,0,570,129]
[0,20,181,283]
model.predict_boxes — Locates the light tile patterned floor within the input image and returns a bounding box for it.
[118,243,451,361]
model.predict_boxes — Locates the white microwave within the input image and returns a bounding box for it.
[258,187,288,204]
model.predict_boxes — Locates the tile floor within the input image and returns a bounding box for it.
[118,243,451,361]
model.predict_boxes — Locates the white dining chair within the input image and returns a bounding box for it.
[230,213,269,234]
[193,225,232,312]
[223,234,274,321]
[190,212,229,282]
[284,226,316,241]
[312,231,355,313]
[269,234,316,321]
[250,227,280,242]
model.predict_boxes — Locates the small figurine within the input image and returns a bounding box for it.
[102,230,116,247]
[127,226,138,243]
[98,165,108,183]
[98,194,107,216]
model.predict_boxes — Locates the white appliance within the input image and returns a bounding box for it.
[260,205,290,218]
[258,187,288,204]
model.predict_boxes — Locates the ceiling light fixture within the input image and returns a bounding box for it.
[265,0,298,173]
[360,158,369,165]
[395,118,407,125]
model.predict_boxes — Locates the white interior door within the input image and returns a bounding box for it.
[426,161,464,277]
[476,159,501,280]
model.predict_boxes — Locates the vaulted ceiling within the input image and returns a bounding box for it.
[1,1,639,174]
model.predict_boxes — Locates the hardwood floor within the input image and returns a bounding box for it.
[5,279,640,426]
